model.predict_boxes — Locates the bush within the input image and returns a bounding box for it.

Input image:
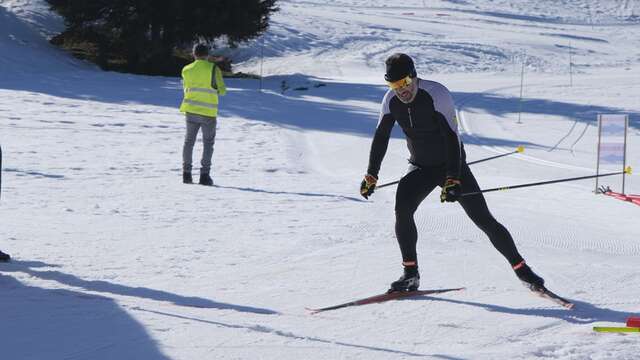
[47,0,278,76]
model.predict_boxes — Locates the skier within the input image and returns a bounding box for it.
[180,43,227,186]
[0,145,9,262]
[360,53,544,293]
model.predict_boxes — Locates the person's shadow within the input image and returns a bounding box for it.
[2,261,439,359]
[213,184,364,202]
[0,270,171,359]
[3,260,278,315]
[407,293,635,324]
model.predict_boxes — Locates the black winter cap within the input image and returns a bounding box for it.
[193,43,209,57]
[384,53,417,82]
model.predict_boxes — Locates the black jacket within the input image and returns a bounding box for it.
[367,79,463,178]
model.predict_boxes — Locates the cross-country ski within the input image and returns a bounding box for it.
[529,286,575,309]
[307,287,466,313]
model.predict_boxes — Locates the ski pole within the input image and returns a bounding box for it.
[377,146,525,189]
[376,179,401,189]
[461,166,632,197]
[467,145,524,165]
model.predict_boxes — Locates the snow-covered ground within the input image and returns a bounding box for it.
[1,0,639,359]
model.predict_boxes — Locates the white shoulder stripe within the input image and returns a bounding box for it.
[381,88,395,115]
[418,79,458,134]
[377,89,395,126]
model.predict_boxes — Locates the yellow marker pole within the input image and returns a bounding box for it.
[593,327,640,333]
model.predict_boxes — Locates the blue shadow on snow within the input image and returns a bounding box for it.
[3,260,279,315]
[1,71,636,138]
[0,270,170,360]
[213,184,364,202]
[406,294,636,325]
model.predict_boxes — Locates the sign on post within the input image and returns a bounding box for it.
[595,114,628,193]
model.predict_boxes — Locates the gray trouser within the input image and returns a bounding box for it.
[182,113,217,174]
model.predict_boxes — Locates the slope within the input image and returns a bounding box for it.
[1,1,639,359]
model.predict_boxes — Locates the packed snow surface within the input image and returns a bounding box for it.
[1,0,639,359]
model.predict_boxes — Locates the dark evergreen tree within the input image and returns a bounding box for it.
[47,0,278,75]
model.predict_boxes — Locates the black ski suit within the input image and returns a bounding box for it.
[366,79,524,266]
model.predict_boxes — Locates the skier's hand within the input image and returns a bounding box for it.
[360,174,378,199]
[440,177,462,203]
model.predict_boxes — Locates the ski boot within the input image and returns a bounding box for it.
[513,261,545,291]
[199,173,213,186]
[388,266,420,293]
[183,172,193,184]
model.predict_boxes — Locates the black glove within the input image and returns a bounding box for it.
[440,177,462,203]
[360,174,378,199]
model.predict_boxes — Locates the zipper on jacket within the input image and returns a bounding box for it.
[407,107,414,128]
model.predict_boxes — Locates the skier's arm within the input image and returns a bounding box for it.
[433,84,461,178]
[367,112,395,178]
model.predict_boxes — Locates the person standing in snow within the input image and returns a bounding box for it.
[179,43,227,186]
[360,53,544,293]
[0,145,10,262]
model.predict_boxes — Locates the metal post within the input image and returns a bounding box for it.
[517,51,526,124]
[259,34,265,92]
[622,115,628,194]
[595,114,602,193]
[569,41,573,87]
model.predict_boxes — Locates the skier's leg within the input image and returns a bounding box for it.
[390,167,439,291]
[456,163,524,266]
[394,168,438,264]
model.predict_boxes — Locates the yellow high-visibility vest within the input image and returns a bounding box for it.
[179,60,226,117]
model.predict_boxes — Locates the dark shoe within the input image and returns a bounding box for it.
[514,262,545,290]
[389,266,420,292]
[0,250,10,262]
[183,172,193,184]
[199,173,213,186]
